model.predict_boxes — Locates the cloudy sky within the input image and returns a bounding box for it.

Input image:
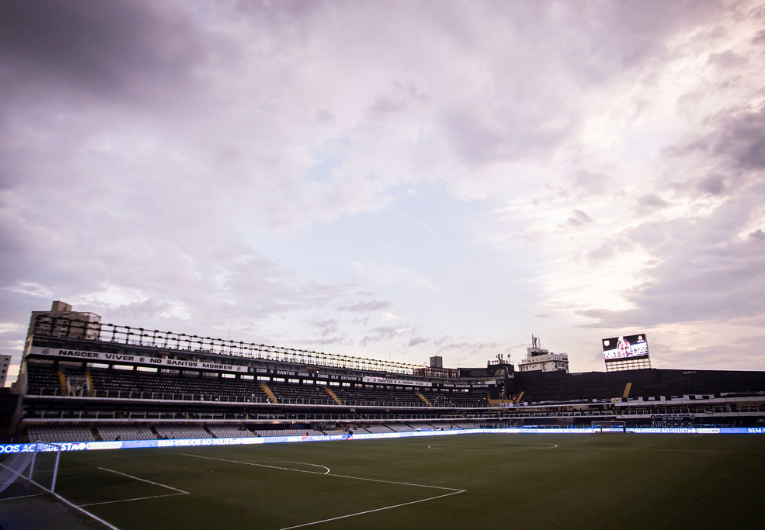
[2,0,764,384]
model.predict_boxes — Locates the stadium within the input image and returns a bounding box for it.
[1,301,764,529]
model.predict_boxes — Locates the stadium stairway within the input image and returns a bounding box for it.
[260,382,278,403]
[58,370,67,396]
[89,425,102,441]
[325,387,343,405]
[85,372,95,397]
[416,392,432,407]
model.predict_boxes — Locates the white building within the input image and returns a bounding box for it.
[517,336,569,373]
[26,300,101,342]
[0,354,10,387]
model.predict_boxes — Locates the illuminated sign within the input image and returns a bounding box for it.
[1,427,762,453]
[362,376,432,387]
[602,334,649,361]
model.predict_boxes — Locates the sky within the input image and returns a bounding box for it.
[1,0,764,385]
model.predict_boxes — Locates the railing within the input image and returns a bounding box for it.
[24,410,493,421]
[26,388,489,407]
[32,315,426,375]
[29,387,267,403]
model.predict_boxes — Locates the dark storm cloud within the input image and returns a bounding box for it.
[579,182,765,328]
[712,107,765,170]
[440,0,723,167]
[652,334,765,371]
[664,107,765,177]
[0,0,211,103]
[697,174,728,195]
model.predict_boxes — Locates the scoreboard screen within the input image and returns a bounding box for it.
[602,334,649,360]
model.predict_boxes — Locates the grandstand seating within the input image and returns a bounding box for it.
[333,387,425,407]
[386,424,413,432]
[27,425,95,443]
[364,425,394,433]
[154,425,211,439]
[25,365,63,396]
[25,364,493,409]
[26,364,270,402]
[252,429,323,437]
[207,425,256,438]
[267,382,335,405]
[508,369,765,404]
[97,425,156,441]
[420,390,489,407]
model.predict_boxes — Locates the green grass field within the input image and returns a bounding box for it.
[3,433,764,529]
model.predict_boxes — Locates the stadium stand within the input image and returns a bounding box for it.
[333,387,426,407]
[27,425,95,443]
[207,425,256,438]
[7,310,765,443]
[154,425,212,439]
[97,425,157,441]
[267,382,336,405]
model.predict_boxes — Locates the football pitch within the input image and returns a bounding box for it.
[3,433,764,529]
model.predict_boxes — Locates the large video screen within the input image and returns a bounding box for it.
[602,334,649,360]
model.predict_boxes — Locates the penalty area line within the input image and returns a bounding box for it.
[1,461,119,530]
[278,489,466,530]
[77,467,189,507]
[180,453,467,529]
[181,453,334,477]
[0,493,44,502]
[79,492,187,507]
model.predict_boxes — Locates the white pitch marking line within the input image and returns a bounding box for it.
[180,453,466,529]
[0,493,44,502]
[0,462,120,530]
[180,454,331,478]
[97,467,189,494]
[274,461,331,475]
[601,448,765,454]
[278,489,466,530]
[79,492,187,507]
[181,453,461,491]
[427,442,558,451]
[76,467,190,507]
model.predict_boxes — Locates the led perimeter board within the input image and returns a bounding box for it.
[602,334,649,361]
